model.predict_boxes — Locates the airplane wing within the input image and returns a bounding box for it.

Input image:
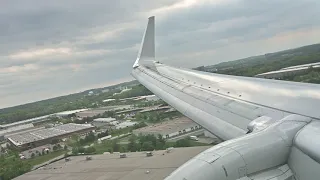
[131,16,320,180]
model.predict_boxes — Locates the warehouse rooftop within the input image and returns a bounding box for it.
[7,123,94,146]
[14,146,211,180]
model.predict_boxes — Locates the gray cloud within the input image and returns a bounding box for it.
[1,0,320,108]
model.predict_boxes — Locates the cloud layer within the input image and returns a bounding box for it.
[1,0,320,108]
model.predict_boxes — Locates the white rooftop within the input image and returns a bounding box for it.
[93,118,116,123]
[7,123,94,146]
[256,62,320,77]
[116,121,137,129]
[282,62,320,70]
[0,109,89,129]
[102,99,116,102]
[0,124,34,136]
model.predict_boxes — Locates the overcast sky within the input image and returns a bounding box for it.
[1,0,320,108]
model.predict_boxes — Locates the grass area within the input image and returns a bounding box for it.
[190,141,212,146]
[26,150,67,166]
[93,138,209,155]
[94,142,127,154]
[164,140,209,148]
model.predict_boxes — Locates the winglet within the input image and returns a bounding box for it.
[133,16,155,68]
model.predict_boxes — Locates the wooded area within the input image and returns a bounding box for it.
[198,44,320,80]
[0,81,143,124]
[1,44,320,124]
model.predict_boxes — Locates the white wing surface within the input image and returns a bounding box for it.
[131,16,320,141]
[131,16,320,180]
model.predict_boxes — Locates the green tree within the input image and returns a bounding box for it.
[120,146,126,153]
[142,141,154,151]
[112,141,120,152]
[85,132,96,142]
[78,147,85,154]
[156,134,166,150]
[56,144,62,149]
[42,149,47,155]
[175,138,191,147]
[71,135,79,142]
[104,111,115,118]
[31,153,35,158]
[72,147,79,155]
[128,135,139,152]
[79,139,85,145]
[135,112,143,121]
[85,147,96,154]
[0,152,32,180]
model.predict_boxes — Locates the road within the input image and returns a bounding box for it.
[167,130,203,142]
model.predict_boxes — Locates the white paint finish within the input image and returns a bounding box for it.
[225,117,309,174]
[156,64,320,120]
[288,147,320,180]
[133,66,297,140]
[247,164,293,180]
[132,16,320,180]
[294,121,320,163]
[166,146,247,180]
[133,16,155,68]
[164,115,309,180]
[237,177,251,180]
[183,85,259,121]
[132,68,246,140]
[247,116,273,132]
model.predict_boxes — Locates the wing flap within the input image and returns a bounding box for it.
[132,66,285,140]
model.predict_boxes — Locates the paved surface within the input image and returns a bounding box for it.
[14,146,212,180]
[167,129,204,142]
[32,154,66,170]
[133,117,199,136]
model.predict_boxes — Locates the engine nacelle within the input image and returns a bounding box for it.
[165,115,311,180]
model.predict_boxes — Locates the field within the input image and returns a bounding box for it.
[26,150,68,166]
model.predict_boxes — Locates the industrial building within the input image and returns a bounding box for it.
[7,123,94,150]
[0,115,51,130]
[133,117,201,139]
[91,118,116,127]
[255,62,320,79]
[0,109,87,131]
[91,117,137,129]
[0,123,35,140]
[76,110,106,118]
[15,146,210,180]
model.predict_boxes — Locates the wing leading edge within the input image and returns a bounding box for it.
[131,16,320,140]
[130,16,320,180]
